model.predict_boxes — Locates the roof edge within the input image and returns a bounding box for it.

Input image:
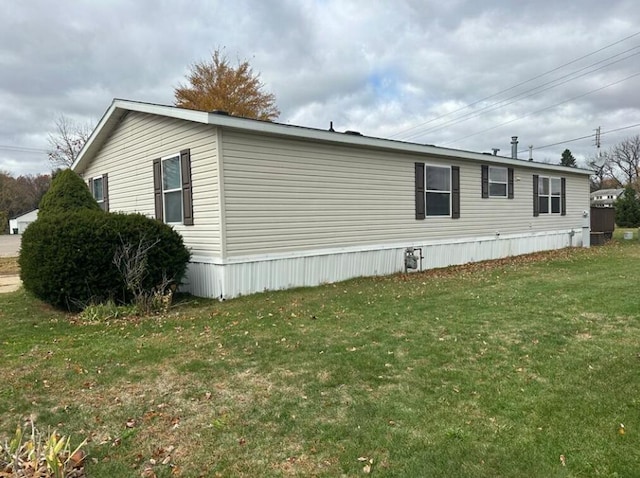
[73,99,594,176]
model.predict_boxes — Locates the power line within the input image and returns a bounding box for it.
[522,123,640,152]
[442,71,640,145]
[400,47,640,141]
[0,145,49,154]
[390,30,640,139]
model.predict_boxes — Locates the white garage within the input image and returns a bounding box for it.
[9,209,38,235]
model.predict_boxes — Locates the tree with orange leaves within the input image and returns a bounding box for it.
[174,49,280,121]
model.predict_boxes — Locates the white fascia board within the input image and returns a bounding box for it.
[71,101,120,173]
[73,98,594,177]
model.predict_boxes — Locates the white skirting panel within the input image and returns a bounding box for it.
[182,229,583,300]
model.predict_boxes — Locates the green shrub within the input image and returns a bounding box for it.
[615,186,640,227]
[20,210,190,311]
[38,169,101,216]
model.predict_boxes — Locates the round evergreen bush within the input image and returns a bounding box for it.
[20,211,190,311]
[38,169,101,216]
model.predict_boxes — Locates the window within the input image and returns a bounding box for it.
[89,173,109,211]
[415,163,460,219]
[92,176,103,203]
[426,165,451,216]
[481,165,514,199]
[533,175,565,216]
[489,167,507,197]
[162,155,183,223]
[538,176,561,214]
[153,149,193,225]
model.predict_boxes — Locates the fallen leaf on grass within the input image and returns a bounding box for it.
[142,465,157,477]
[560,454,566,466]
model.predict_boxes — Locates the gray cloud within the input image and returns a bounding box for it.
[1,0,639,176]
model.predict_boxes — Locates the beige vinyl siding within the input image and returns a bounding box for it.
[222,130,589,256]
[81,111,222,257]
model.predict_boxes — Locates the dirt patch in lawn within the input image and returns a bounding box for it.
[0,257,19,275]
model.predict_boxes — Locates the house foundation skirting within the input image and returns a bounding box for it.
[183,229,584,300]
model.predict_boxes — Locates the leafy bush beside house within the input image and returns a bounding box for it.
[20,169,190,311]
[38,168,101,216]
[20,211,190,311]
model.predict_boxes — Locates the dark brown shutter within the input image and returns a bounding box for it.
[481,165,489,198]
[415,163,425,220]
[102,173,109,212]
[153,158,163,221]
[451,166,460,219]
[561,177,566,216]
[533,174,539,217]
[180,149,193,226]
[508,168,514,199]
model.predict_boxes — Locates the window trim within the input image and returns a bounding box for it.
[88,173,109,211]
[536,175,564,215]
[482,165,514,199]
[91,175,104,206]
[538,176,562,215]
[425,164,452,217]
[161,153,183,224]
[488,166,508,198]
[415,162,460,220]
[153,149,193,226]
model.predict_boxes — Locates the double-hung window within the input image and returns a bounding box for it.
[153,149,193,226]
[481,165,514,199]
[415,163,460,219]
[538,176,561,214]
[162,154,183,223]
[533,174,565,216]
[426,165,451,216]
[489,167,507,197]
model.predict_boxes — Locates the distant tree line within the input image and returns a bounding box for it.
[0,171,51,233]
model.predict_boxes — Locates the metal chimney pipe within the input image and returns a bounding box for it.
[528,145,533,161]
[511,136,518,159]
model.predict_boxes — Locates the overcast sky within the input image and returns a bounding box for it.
[1,0,639,176]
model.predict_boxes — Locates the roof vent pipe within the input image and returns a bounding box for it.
[529,145,533,161]
[511,136,518,159]
[492,148,500,156]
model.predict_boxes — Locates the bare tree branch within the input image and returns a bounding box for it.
[607,135,640,187]
[47,115,93,168]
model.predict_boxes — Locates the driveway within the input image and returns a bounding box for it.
[0,235,21,293]
[0,274,21,293]
[0,234,21,257]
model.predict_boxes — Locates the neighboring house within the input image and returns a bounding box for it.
[590,188,624,208]
[9,209,38,235]
[72,99,592,300]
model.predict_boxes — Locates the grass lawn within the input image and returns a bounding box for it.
[1,241,639,477]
